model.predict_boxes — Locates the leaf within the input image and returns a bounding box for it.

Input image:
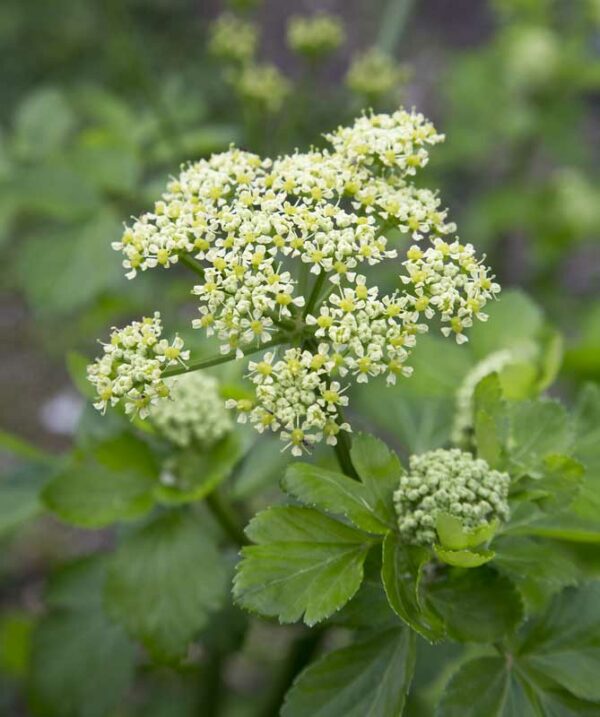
[437,656,539,717]
[381,533,445,642]
[28,556,135,717]
[104,509,226,661]
[282,463,394,535]
[517,582,600,701]
[433,545,495,568]
[350,432,403,526]
[513,454,584,511]
[155,433,242,505]
[427,568,523,643]
[13,87,75,159]
[436,513,498,550]
[282,627,415,717]
[0,463,52,535]
[42,434,159,528]
[493,536,580,613]
[231,436,291,499]
[16,211,123,315]
[506,400,572,478]
[233,506,372,626]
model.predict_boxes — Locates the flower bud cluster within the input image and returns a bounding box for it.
[346,49,408,101]
[234,63,291,114]
[87,313,189,418]
[394,449,510,546]
[287,13,345,58]
[150,372,232,448]
[107,108,500,452]
[208,13,258,64]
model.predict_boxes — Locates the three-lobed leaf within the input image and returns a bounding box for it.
[234,506,373,626]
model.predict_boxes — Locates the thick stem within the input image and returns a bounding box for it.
[163,335,288,378]
[258,627,327,717]
[178,253,205,279]
[303,271,327,318]
[205,489,248,547]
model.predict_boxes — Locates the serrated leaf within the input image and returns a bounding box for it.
[42,434,158,528]
[428,568,523,643]
[350,432,403,526]
[105,510,226,661]
[234,506,372,626]
[28,556,135,717]
[493,536,580,613]
[433,545,495,568]
[282,462,393,535]
[282,627,415,717]
[516,582,600,701]
[381,533,445,642]
[437,656,539,717]
[0,463,51,535]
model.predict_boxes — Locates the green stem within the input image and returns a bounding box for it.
[258,627,327,717]
[333,407,360,480]
[303,271,327,318]
[163,335,288,378]
[179,253,205,278]
[376,0,416,54]
[205,489,249,547]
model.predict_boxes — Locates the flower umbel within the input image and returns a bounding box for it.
[150,372,233,448]
[103,108,500,453]
[87,313,188,419]
[287,13,345,58]
[393,449,510,546]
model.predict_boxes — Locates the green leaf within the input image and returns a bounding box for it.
[437,656,539,717]
[428,568,523,643]
[28,556,135,717]
[42,434,158,528]
[234,506,372,626]
[231,436,291,499]
[433,545,495,568]
[381,533,445,642]
[0,463,51,535]
[506,400,573,478]
[282,627,415,717]
[16,211,123,315]
[493,536,580,613]
[155,433,242,505]
[13,87,75,159]
[104,510,226,661]
[350,432,403,526]
[517,582,600,701]
[282,462,394,535]
[436,513,498,550]
[514,454,584,511]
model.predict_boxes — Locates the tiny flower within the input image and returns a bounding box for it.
[287,13,345,58]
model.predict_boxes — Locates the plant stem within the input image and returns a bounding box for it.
[206,489,248,547]
[334,429,360,481]
[258,627,327,717]
[163,335,288,378]
[178,253,205,278]
[376,0,416,54]
[303,271,327,318]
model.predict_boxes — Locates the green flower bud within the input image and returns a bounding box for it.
[346,48,409,101]
[287,13,345,58]
[150,372,232,448]
[209,13,258,64]
[394,449,510,546]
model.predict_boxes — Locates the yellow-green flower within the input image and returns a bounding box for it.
[287,13,345,58]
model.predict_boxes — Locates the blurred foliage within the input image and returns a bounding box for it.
[0,0,599,715]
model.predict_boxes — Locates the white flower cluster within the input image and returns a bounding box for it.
[109,109,500,452]
[394,449,511,546]
[87,313,188,419]
[150,372,232,448]
[287,13,345,58]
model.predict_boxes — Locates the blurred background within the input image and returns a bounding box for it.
[0,0,598,714]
